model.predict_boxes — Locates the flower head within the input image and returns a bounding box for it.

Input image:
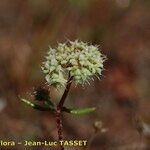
[42,40,105,87]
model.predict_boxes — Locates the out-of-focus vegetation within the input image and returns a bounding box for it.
[0,0,149,149]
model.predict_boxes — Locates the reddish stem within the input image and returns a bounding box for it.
[56,76,73,150]
[58,76,73,109]
[56,107,64,150]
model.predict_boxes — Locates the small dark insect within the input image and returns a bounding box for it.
[34,87,50,101]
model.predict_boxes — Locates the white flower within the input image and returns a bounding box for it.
[42,40,105,87]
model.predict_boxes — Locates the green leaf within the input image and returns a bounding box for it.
[47,99,54,106]
[44,100,54,109]
[33,87,54,108]
[20,98,54,112]
[63,107,96,115]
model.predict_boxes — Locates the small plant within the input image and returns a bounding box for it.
[21,40,105,150]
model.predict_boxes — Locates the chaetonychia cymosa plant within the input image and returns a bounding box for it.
[20,40,106,150]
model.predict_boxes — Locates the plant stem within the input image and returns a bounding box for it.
[56,106,64,150]
[56,76,73,150]
[58,76,73,109]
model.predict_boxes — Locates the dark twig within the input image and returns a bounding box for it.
[58,76,73,109]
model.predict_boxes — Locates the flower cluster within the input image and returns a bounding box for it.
[42,40,105,87]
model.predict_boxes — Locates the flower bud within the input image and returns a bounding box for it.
[42,40,105,87]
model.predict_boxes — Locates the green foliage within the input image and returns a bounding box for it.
[34,87,50,101]
[63,107,96,115]
[21,97,96,115]
[20,98,54,112]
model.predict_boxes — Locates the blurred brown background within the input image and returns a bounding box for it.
[0,0,150,150]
